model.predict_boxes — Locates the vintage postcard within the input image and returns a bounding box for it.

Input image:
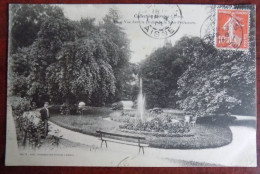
[6,4,256,166]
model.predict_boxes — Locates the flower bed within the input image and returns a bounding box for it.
[120,128,194,137]
[119,116,191,134]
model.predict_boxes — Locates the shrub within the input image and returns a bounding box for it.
[11,97,32,118]
[60,104,71,115]
[48,105,62,114]
[121,110,136,118]
[48,104,78,115]
[110,112,135,123]
[111,102,123,110]
[197,115,236,126]
[51,129,63,147]
[19,111,45,148]
[149,108,163,114]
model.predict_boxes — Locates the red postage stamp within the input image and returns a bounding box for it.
[215,9,250,50]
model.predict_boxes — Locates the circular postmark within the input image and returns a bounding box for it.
[200,15,215,45]
[137,5,182,39]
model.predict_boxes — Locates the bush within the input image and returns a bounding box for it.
[82,106,111,115]
[121,110,136,117]
[111,102,123,110]
[197,115,236,126]
[18,111,45,148]
[60,104,71,115]
[149,108,163,114]
[110,111,135,123]
[47,105,61,114]
[11,97,32,118]
[48,104,78,115]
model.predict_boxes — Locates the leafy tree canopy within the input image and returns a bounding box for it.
[140,37,197,108]
[10,5,134,107]
[10,4,64,53]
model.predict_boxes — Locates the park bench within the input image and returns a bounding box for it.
[96,130,149,154]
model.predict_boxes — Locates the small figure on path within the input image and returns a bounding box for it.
[78,101,86,115]
[40,102,50,137]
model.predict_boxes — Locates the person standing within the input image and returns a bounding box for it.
[40,102,50,137]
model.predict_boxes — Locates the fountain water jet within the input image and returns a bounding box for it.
[137,78,145,122]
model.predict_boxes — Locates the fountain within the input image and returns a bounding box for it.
[137,78,146,122]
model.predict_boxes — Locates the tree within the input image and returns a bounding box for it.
[101,8,133,102]
[9,4,64,54]
[46,36,117,105]
[10,6,134,107]
[114,63,139,101]
[44,12,132,106]
[176,40,255,116]
[10,10,77,106]
[176,5,256,116]
[140,37,194,109]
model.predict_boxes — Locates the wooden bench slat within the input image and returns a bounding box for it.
[101,138,149,147]
[96,130,146,140]
[96,130,149,154]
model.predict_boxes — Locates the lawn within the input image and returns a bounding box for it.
[50,107,119,136]
[50,115,121,137]
[49,107,233,149]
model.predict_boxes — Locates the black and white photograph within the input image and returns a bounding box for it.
[5,4,257,166]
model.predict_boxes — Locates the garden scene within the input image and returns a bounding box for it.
[7,4,256,166]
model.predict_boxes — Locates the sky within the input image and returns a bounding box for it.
[59,4,210,63]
